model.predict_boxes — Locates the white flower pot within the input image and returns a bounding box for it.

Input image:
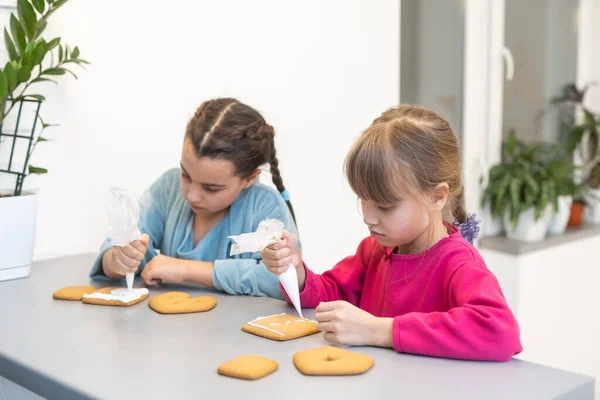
[548,195,573,235]
[480,204,504,237]
[583,188,600,225]
[0,191,37,281]
[504,206,552,243]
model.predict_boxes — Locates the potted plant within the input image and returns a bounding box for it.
[553,83,600,225]
[0,0,87,281]
[481,134,557,242]
[546,157,580,234]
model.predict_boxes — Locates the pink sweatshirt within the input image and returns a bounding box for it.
[283,223,522,362]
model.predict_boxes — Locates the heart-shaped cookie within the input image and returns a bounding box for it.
[149,292,217,314]
[293,346,374,375]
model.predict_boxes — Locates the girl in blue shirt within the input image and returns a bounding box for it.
[89,98,298,299]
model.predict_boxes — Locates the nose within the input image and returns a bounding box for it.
[186,185,203,204]
[361,201,379,226]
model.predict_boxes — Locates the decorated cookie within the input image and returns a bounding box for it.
[293,346,374,376]
[149,292,217,314]
[217,356,278,380]
[52,286,97,301]
[242,313,319,341]
[81,287,149,307]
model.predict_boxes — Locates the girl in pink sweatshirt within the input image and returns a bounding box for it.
[261,105,522,362]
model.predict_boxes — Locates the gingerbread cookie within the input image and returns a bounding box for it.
[242,313,319,341]
[81,287,149,307]
[149,292,217,314]
[53,286,97,301]
[217,356,278,380]
[293,346,374,375]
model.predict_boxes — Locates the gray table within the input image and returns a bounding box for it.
[0,254,595,400]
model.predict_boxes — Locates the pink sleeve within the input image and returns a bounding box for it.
[281,238,373,308]
[393,263,523,361]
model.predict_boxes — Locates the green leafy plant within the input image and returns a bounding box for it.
[553,83,600,188]
[0,0,88,194]
[481,133,561,229]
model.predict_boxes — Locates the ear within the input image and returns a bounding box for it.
[241,169,262,188]
[428,183,449,211]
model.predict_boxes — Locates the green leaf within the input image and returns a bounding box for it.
[64,45,69,59]
[569,125,586,152]
[32,0,45,13]
[17,62,32,82]
[47,37,60,50]
[4,62,17,90]
[36,20,47,38]
[25,93,45,101]
[17,0,37,40]
[64,68,77,79]
[75,58,90,65]
[71,46,79,58]
[28,165,48,174]
[53,0,69,7]
[0,70,7,100]
[31,77,57,84]
[32,41,47,65]
[58,44,63,62]
[42,67,65,75]
[10,14,26,54]
[36,136,48,142]
[4,28,19,61]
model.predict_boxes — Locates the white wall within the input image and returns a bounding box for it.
[14,0,399,272]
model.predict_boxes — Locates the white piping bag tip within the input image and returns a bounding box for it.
[125,272,134,292]
[279,265,302,318]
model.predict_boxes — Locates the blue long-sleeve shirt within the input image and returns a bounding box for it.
[89,168,298,300]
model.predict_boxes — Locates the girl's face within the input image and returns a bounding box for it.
[180,139,259,216]
[361,195,431,253]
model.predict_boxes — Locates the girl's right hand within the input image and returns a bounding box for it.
[261,230,302,275]
[105,234,150,277]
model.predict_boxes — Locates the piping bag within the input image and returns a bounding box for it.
[106,187,142,292]
[228,219,302,318]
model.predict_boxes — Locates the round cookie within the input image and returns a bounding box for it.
[149,292,217,314]
[293,346,375,376]
[242,313,319,341]
[81,287,149,307]
[53,286,97,301]
[217,356,278,380]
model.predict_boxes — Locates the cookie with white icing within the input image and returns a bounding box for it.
[242,313,319,341]
[81,287,149,307]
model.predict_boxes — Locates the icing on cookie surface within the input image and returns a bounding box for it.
[83,288,148,303]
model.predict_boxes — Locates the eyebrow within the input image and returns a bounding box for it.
[180,163,227,187]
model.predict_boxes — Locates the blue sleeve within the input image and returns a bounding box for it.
[212,189,298,300]
[89,170,173,281]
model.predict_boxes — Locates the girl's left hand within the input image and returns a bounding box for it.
[141,255,188,286]
[315,301,393,347]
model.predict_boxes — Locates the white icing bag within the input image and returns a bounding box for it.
[107,187,141,291]
[228,219,303,317]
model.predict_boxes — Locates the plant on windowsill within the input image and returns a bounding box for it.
[0,0,88,282]
[552,83,600,225]
[481,133,561,242]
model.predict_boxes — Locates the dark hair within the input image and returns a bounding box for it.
[185,98,295,221]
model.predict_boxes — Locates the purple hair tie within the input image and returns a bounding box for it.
[454,213,481,244]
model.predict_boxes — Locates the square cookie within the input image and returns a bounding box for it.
[217,356,278,380]
[81,287,149,307]
[242,313,319,341]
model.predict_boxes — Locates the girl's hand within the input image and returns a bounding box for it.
[107,234,150,277]
[141,255,189,286]
[260,230,303,275]
[315,301,393,347]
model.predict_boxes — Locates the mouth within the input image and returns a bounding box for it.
[370,230,385,239]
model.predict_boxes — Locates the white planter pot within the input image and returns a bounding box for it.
[480,204,504,237]
[504,206,552,243]
[583,188,600,224]
[0,192,37,281]
[548,195,573,235]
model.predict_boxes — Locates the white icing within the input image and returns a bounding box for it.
[247,322,284,336]
[83,288,148,303]
[246,314,316,337]
[125,272,135,291]
[294,320,305,323]
[285,321,291,325]
[269,323,281,326]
